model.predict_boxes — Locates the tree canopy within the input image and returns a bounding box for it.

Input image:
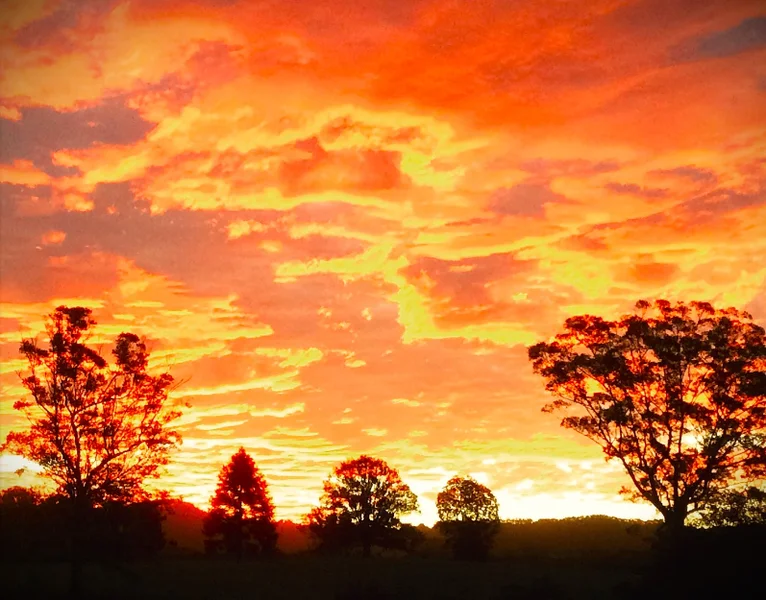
[306,455,418,557]
[2,306,183,508]
[528,299,766,529]
[437,475,500,523]
[437,476,500,560]
[203,448,277,557]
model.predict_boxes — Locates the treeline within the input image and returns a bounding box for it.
[199,447,766,562]
[0,487,164,563]
[200,450,504,560]
[0,484,657,564]
[279,516,663,563]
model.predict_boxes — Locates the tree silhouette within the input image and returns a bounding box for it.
[306,455,419,557]
[0,487,47,560]
[202,448,277,558]
[436,475,500,560]
[1,306,183,591]
[0,487,166,564]
[528,299,766,532]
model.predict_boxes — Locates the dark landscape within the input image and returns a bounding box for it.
[2,2,766,599]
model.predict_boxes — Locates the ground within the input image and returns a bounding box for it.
[2,555,640,600]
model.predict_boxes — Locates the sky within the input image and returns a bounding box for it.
[0,0,765,526]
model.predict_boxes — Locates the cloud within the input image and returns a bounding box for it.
[650,165,718,184]
[41,229,66,245]
[0,98,155,176]
[487,182,570,218]
[619,257,681,287]
[363,428,388,437]
[391,397,420,408]
[279,141,407,195]
[679,185,766,219]
[0,161,50,186]
[11,0,122,51]
[693,16,766,59]
[604,182,668,199]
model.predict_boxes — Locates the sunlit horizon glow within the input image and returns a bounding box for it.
[1,0,764,526]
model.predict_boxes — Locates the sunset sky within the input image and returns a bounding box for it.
[1,0,765,525]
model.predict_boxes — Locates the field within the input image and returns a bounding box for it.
[2,555,640,600]
[4,512,762,599]
[0,511,659,599]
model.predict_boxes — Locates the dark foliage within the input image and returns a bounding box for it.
[693,485,766,527]
[438,521,500,561]
[306,455,419,557]
[629,524,766,597]
[203,448,277,557]
[436,476,500,560]
[0,487,165,563]
[381,523,426,554]
[490,516,658,565]
[529,299,766,529]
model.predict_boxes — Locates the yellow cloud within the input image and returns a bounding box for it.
[392,398,421,407]
[0,160,50,186]
[363,428,388,437]
[226,220,267,240]
[255,347,324,369]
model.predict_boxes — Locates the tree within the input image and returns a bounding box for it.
[1,306,183,590]
[436,475,500,560]
[306,455,419,557]
[0,487,46,560]
[202,448,277,558]
[528,299,766,532]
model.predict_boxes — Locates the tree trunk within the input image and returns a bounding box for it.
[664,509,687,538]
[361,522,371,558]
[654,507,689,591]
[236,512,243,561]
[69,497,87,596]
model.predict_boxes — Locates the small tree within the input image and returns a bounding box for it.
[437,475,500,560]
[1,306,183,591]
[528,299,766,531]
[306,455,419,557]
[203,448,277,558]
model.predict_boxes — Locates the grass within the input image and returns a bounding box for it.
[1,555,641,600]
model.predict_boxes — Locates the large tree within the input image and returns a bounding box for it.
[306,455,419,557]
[1,306,183,589]
[437,475,500,560]
[528,299,766,530]
[202,448,277,558]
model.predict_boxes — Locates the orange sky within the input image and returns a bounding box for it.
[1,0,765,525]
